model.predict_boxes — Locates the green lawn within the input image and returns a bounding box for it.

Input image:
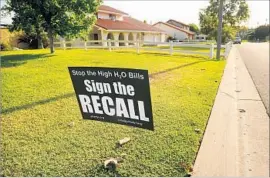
[1,49,225,176]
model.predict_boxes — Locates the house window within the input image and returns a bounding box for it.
[109,14,116,20]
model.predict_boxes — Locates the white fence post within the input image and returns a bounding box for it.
[136,40,140,54]
[62,39,66,50]
[224,41,232,59]
[209,43,214,59]
[108,39,111,52]
[84,41,87,50]
[169,41,173,55]
[72,40,74,48]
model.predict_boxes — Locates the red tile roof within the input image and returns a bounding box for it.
[153,22,195,35]
[96,16,164,33]
[98,5,128,15]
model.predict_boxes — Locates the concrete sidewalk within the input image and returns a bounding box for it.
[192,46,269,177]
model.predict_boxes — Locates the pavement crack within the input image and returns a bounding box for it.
[220,91,235,99]
[238,99,261,102]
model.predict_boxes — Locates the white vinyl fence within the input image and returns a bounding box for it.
[223,41,233,58]
[177,39,216,43]
[54,40,233,59]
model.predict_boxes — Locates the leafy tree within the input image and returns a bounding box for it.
[199,0,249,43]
[246,29,255,41]
[236,26,248,39]
[189,23,200,34]
[254,25,270,41]
[3,0,101,53]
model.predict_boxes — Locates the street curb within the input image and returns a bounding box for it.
[192,46,269,177]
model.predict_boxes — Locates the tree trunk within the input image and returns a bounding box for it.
[48,28,54,53]
[36,28,44,49]
[37,36,44,49]
[216,0,224,60]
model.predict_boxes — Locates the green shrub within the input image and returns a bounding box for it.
[16,32,49,49]
[166,36,177,42]
[0,42,12,51]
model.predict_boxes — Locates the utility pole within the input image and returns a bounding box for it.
[216,0,224,60]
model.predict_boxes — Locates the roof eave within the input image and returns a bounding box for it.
[98,10,128,16]
[167,19,190,27]
[94,24,107,30]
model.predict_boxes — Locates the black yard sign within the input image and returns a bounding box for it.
[68,67,154,131]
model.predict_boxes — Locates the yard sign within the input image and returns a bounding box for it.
[68,67,154,131]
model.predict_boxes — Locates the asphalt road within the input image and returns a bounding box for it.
[237,42,269,114]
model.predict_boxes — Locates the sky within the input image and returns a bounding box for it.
[1,0,269,28]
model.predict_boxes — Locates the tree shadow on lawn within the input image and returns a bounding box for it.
[2,60,206,115]
[149,61,206,79]
[1,53,54,68]
[2,93,75,114]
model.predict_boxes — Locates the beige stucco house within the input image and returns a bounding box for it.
[153,19,195,41]
[61,5,166,47]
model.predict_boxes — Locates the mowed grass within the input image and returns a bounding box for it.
[1,49,225,176]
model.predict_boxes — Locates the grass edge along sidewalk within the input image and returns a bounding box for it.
[193,46,269,176]
[1,49,225,176]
